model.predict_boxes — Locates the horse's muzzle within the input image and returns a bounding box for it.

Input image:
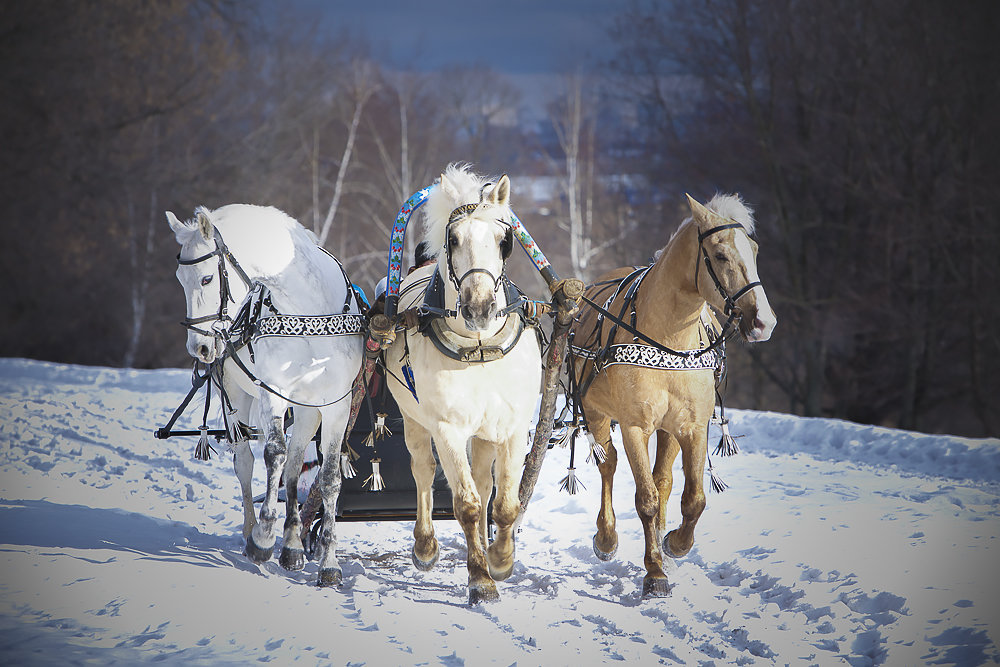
[740,306,776,342]
[461,299,498,332]
[188,335,220,363]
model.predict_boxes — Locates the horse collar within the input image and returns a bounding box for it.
[418,268,531,363]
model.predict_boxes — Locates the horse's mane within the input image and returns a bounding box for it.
[664,193,756,254]
[705,193,755,235]
[420,163,512,259]
[193,204,319,247]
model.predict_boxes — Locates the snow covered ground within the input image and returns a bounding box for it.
[1,357,998,665]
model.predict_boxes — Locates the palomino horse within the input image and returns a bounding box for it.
[383,165,542,604]
[568,194,776,597]
[167,204,364,587]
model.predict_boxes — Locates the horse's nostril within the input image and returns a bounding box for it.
[198,344,211,359]
[461,305,474,321]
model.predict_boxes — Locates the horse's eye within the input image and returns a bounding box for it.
[448,234,458,247]
[714,253,728,263]
[201,275,214,286]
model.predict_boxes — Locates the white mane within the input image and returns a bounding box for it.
[706,193,755,235]
[420,164,512,258]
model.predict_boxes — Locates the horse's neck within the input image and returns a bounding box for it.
[635,222,706,347]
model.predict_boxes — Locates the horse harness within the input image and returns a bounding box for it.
[390,198,541,366]
[417,267,535,363]
[569,221,763,398]
[176,227,366,408]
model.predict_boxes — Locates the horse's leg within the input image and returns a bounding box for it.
[278,407,320,572]
[233,438,256,539]
[485,434,522,581]
[315,405,351,587]
[590,415,619,561]
[620,424,670,597]
[226,387,257,539]
[435,424,497,605]
[470,437,496,552]
[653,430,681,540]
[663,424,707,559]
[245,396,288,563]
[404,418,439,571]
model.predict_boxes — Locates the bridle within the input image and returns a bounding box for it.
[696,222,762,317]
[443,201,514,309]
[176,227,254,341]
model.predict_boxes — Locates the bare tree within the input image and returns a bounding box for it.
[606,0,1000,435]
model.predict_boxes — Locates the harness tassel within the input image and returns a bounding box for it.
[363,458,386,492]
[585,430,607,465]
[707,454,728,493]
[194,426,216,461]
[374,412,392,439]
[341,452,357,479]
[713,417,741,457]
[548,423,571,448]
[559,430,585,494]
[402,363,419,403]
[559,467,584,494]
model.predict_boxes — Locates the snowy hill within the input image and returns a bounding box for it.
[1,358,998,665]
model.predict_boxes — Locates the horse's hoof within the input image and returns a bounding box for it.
[244,536,273,563]
[487,557,514,582]
[279,546,306,572]
[487,546,515,581]
[642,575,672,598]
[663,531,691,559]
[317,567,343,588]
[593,534,618,561]
[468,582,500,605]
[411,543,439,572]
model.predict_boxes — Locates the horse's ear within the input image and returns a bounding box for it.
[194,209,214,241]
[439,172,460,202]
[685,193,713,225]
[487,174,510,208]
[165,211,189,245]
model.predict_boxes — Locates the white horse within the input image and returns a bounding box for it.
[384,165,542,604]
[167,204,364,587]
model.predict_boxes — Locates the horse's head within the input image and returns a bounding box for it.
[687,194,777,342]
[166,207,232,363]
[428,167,515,332]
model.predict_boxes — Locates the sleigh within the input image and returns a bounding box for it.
[336,378,454,521]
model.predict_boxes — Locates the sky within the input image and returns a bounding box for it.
[288,0,624,74]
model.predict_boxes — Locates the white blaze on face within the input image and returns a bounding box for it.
[733,231,777,342]
[453,218,505,331]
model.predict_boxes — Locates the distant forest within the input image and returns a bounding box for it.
[2,0,997,437]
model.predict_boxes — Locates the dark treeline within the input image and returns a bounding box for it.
[1,0,996,437]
